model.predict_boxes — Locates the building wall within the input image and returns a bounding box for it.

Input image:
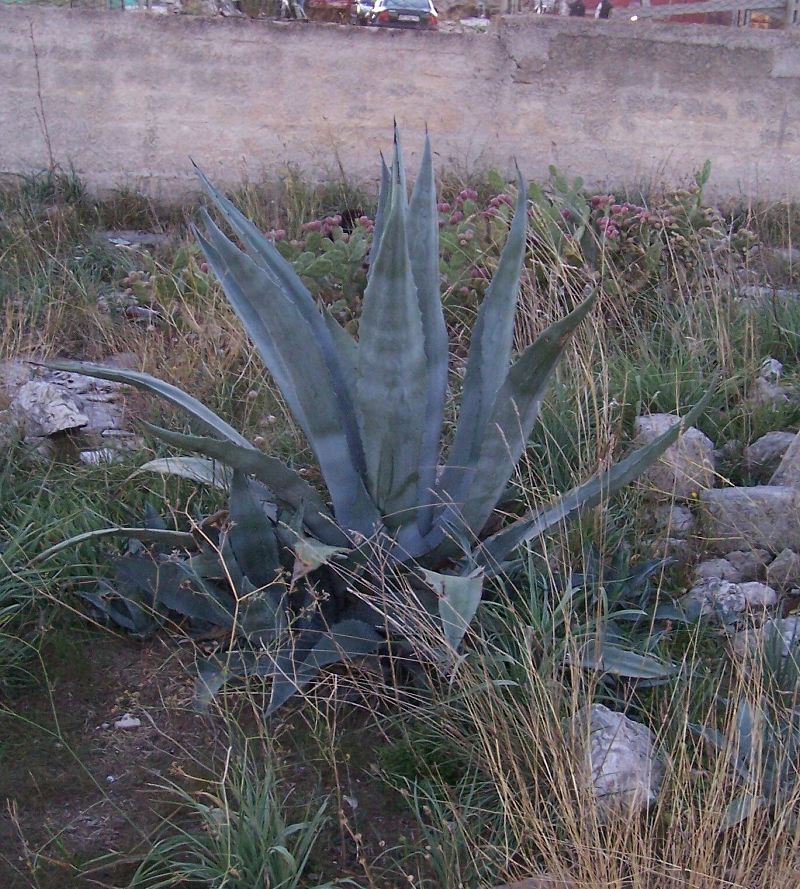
[1,7,798,200]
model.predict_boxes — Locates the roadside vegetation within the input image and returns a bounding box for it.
[1,150,799,889]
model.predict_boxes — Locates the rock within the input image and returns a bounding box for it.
[744,431,796,480]
[739,286,800,305]
[766,548,800,591]
[0,359,31,398]
[693,558,742,584]
[650,503,695,538]
[98,230,170,248]
[770,431,800,487]
[634,414,716,500]
[581,704,664,819]
[759,357,784,383]
[494,879,574,889]
[737,582,778,609]
[11,380,89,436]
[733,616,800,660]
[79,448,119,465]
[648,537,693,561]
[699,486,800,554]
[725,548,772,581]
[683,579,777,619]
[113,713,141,730]
[715,439,743,464]
[750,377,789,407]
[49,370,123,396]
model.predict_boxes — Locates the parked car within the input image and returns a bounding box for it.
[364,0,438,28]
[351,0,375,23]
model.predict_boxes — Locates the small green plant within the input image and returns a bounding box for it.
[129,750,335,889]
[43,129,713,717]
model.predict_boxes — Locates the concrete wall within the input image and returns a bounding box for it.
[1,7,799,200]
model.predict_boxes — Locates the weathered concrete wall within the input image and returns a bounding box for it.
[1,7,798,199]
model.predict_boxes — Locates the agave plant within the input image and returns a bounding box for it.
[42,130,712,715]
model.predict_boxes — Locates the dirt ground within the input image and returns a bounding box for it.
[0,629,422,888]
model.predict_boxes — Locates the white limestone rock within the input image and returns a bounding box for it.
[699,486,800,554]
[11,380,89,436]
[634,414,716,500]
[581,704,664,820]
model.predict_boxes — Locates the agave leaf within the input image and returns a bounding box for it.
[389,125,408,215]
[142,423,344,546]
[195,214,379,536]
[195,167,367,479]
[322,309,358,392]
[236,575,288,640]
[408,133,448,538]
[438,168,528,508]
[578,641,678,680]
[135,455,231,491]
[291,536,349,584]
[267,619,382,715]
[142,559,235,627]
[369,154,392,268]
[734,698,756,774]
[194,650,264,711]
[357,175,428,530]
[421,568,484,652]
[477,380,718,571]
[226,470,282,590]
[39,360,250,446]
[721,791,762,829]
[34,527,197,565]
[78,580,161,638]
[458,290,597,536]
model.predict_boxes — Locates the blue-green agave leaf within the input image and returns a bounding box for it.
[438,168,528,509]
[421,568,484,652]
[458,290,597,535]
[369,154,391,268]
[39,360,250,446]
[477,380,718,571]
[267,619,382,715]
[227,469,282,591]
[195,214,379,536]
[195,167,367,479]
[142,423,344,545]
[408,133,448,538]
[135,455,231,491]
[578,641,678,680]
[34,526,197,565]
[322,309,358,395]
[154,560,236,628]
[290,535,350,583]
[357,174,428,531]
